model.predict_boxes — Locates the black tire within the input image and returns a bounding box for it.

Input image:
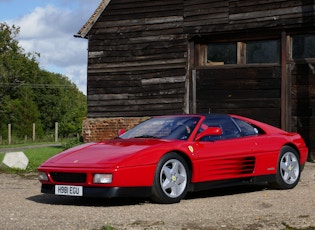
[151,152,190,204]
[270,146,301,189]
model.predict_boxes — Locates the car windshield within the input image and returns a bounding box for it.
[120,116,201,140]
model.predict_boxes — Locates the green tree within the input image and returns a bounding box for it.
[0,23,42,137]
[0,22,87,141]
[0,23,39,100]
[1,96,43,138]
[32,70,87,135]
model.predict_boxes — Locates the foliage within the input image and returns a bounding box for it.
[0,23,87,139]
[61,137,83,150]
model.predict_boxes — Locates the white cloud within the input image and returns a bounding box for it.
[7,1,100,94]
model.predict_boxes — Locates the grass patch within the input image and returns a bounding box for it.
[24,146,64,171]
[0,146,64,173]
[0,138,83,174]
[102,226,116,230]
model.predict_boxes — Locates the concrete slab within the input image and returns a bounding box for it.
[2,152,29,170]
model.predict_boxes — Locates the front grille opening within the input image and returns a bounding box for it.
[50,172,86,183]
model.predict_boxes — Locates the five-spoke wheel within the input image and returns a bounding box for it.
[270,146,301,189]
[152,152,190,204]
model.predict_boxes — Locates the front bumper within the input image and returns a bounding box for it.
[41,184,152,198]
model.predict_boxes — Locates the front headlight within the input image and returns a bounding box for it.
[93,174,112,184]
[38,171,49,181]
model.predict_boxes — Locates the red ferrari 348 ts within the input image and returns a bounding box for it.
[38,114,308,204]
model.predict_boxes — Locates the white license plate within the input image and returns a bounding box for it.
[55,185,83,196]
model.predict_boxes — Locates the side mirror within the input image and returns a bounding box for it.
[118,129,126,136]
[195,127,222,141]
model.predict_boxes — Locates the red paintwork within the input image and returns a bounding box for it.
[38,114,308,193]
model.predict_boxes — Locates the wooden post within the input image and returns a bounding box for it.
[192,69,197,114]
[55,122,58,142]
[0,136,2,145]
[8,124,11,145]
[281,31,290,131]
[33,123,36,141]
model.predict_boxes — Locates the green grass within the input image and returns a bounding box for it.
[0,146,64,173]
[0,137,83,174]
[102,226,115,230]
[24,147,64,171]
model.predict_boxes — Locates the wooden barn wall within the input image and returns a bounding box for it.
[184,0,315,34]
[195,66,281,127]
[87,0,187,118]
[291,63,315,153]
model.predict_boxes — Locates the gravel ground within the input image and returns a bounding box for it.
[0,163,315,230]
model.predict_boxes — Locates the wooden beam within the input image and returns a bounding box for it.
[192,69,197,113]
[184,41,194,114]
[237,42,246,64]
[281,31,290,130]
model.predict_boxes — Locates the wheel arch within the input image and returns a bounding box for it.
[172,151,196,191]
[158,150,194,182]
[281,143,306,171]
[282,143,300,159]
[170,150,193,175]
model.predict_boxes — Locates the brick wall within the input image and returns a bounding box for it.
[82,117,149,142]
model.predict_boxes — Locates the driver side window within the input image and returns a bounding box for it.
[199,117,241,141]
[233,118,260,136]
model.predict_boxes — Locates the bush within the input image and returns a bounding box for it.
[62,137,83,150]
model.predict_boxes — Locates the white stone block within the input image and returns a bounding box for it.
[2,152,29,170]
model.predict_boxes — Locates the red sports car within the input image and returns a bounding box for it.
[38,114,308,204]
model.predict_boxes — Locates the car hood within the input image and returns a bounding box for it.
[40,138,173,168]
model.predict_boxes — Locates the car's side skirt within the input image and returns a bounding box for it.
[190,174,276,192]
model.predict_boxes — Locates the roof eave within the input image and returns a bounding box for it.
[75,0,111,38]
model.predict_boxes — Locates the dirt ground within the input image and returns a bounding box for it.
[0,163,315,230]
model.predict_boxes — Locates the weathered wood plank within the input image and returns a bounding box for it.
[229,0,314,14]
[183,0,315,34]
[88,83,185,95]
[88,50,186,62]
[94,16,183,28]
[229,5,315,21]
[88,59,186,73]
[88,97,184,106]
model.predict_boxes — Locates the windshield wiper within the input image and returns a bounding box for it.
[133,135,157,139]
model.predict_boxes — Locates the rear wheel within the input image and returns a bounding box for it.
[270,146,300,189]
[152,152,190,204]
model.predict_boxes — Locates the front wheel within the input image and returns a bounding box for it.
[151,152,190,204]
[270,146,300,189]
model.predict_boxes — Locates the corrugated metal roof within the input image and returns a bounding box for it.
[75,0,111,38]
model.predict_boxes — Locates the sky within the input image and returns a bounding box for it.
[0,0,103,94]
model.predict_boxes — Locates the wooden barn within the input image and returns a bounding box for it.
[76,0,315,160]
